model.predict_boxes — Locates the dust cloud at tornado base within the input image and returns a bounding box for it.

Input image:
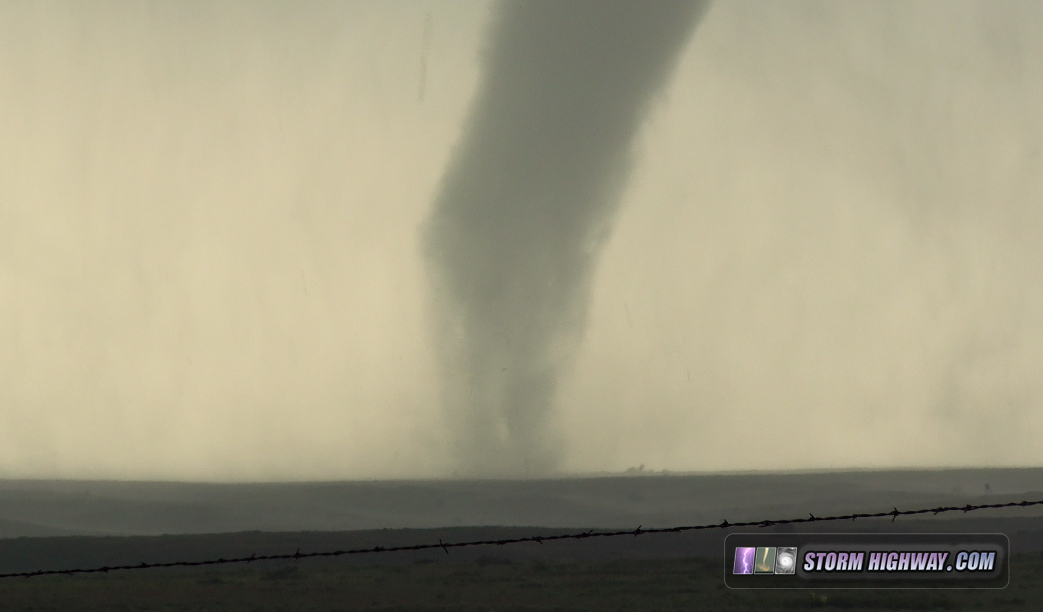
[422,1,710,477]
[0,2,1040,480]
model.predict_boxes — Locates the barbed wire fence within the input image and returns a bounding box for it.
[2,498,1040,580]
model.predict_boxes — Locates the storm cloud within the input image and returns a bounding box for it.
[1,2,1040,481]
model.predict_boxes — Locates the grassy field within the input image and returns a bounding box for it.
[0,552,1039,611]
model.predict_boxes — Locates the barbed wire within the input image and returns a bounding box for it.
[1,498,1040,580]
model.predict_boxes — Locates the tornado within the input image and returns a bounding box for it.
[424,0,710,477]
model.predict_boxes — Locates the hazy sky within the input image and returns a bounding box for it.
[0,1,1040,481]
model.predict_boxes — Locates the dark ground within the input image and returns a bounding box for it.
[0,469,1039,610]
[0,553,1040,611]
[1,468,1041,537]
[2,516,1043,576]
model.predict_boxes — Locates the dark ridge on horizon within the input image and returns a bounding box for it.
[2,464,1042,485]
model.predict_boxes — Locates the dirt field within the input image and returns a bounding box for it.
[0,470,1039,610]
[1,469,1041,538]
[0,553,1039,611]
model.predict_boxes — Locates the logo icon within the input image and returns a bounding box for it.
[755,547,777,574]
[775,547,797,574]
[733,547,756,574]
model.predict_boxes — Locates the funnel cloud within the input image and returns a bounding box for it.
[423,1,709,476]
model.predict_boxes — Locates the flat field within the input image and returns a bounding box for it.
[0,469,1039,610]
[0,553,1040,611]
